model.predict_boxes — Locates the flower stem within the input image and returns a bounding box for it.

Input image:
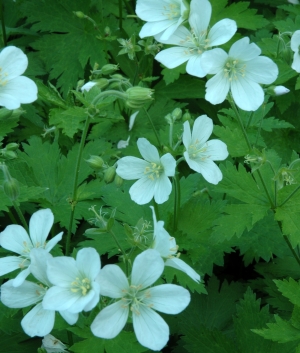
[169,123,174,149]
[142,107,163,151]
[108,229,129,276]
[65,115,91,255]
[0,1,7,47]
[118,0,123,30]
[278,185,300,208]
[13,202,28,233]
[173,174,181,232]
[91,90,126,106]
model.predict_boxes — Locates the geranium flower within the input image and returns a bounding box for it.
[0,248,78,337]
[183,115,228,184]
[0,46,37,110]
[155,0,237,78]
[91,249,190,351]
[42,247,101,314]
[150,206,200,282]
[0,209,63,287]
[201,37,278,111]
[291,30,300,73]
[116,138,176,205]
[136,0,190,41]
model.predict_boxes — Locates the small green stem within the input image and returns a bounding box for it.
[173,174,180,232]
[169,123,174,149]
[0,1,7,47]
[278,185,300,208]
[283,235,300,267]
[92,90,126,106]
[255,169,275,209]
[153,201,160,221]
[118,0,123,30]
[109,229,129,276]
[8,209,18,224]
[176,156,185,166]
[66,115,91,255]
[142,107,163,151]
[245,111,254,130]
[13,202,28,233]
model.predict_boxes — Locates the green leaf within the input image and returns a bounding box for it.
[274,278,300,307]
[0,109,23,140]
[161,65,186,85]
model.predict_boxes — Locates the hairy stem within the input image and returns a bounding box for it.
[13,202,28,233]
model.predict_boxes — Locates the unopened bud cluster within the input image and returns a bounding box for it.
[86,156,122,186]
[0,163,20,201]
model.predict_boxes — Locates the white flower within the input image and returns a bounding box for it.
[91,249,190,351]
[81,81,97,92]
[155,0,237,78]
[42,248,101,314]
[0,209,63,287]
[0,46,37,110]
[42,334,68,353]
[150,206,200,282]
[116,138,176,205]
[136,0,190,41]
[201,37,279,111]
[183,115,228,184]
[273,85,290,96]
[0,248,78,337]
[291,30,300,73]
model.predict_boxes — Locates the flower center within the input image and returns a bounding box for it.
[121,285,153,315]
[0,67,8,86]
[188,140,209,160]
[224,59,246,81]
[144,162,163,180]
[162,2,180,20]
[70,277,91,296]
[181,27,210,56]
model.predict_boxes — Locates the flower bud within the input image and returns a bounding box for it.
[171,108,182,121]
[104,26,111,36]
[104,166,116,183]
[74,11,86,18]
[266,85,290,96]
[182,110,192,122]
[3,178,20,201]
[114,174,123,187]
[101,64,119,75]
[164,113,173,124]
[125,86,154,109]
[0,150,17,159]
[6,143,19,151]
[86,156,104,170]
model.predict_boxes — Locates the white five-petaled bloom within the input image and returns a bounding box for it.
[0,248,78,337]
[291,30,300,73]
[136,0,190,41]
[0,46,37,110]
[42,247,101,314]
[0,209,63,287]
[42,334,68,353]
[183,115,228,184]
[155,0,237,78]
[116,138,176,205]
[150,206,200,282]
[91,249,190,351]
[201,37,279,111]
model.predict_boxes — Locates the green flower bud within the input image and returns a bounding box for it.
[114,174,123,187]
[266,85,290,96]
[101,64,119,75]
[86,156,104,170]
[125,86,154,109]
[1,150,17,159]
[171,108,182,121]
[104,166,116,183]
[74,11,86,18]
[104,26,111,36]
[3,178,20,201]
[182,110,192,122]
[164,113,173,124]
[6,143,19,151]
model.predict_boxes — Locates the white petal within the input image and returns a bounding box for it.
[0,224,31,255]
[142,283,191,313]
[139,20,177,39]
[133,306,169,351]
[191,115,213,145]
[131,249,164,289]
[182,121,192,150]
[205,72,229,105]
[91,301,129,338]
[155,26,193,46]
[117,156,149,180]
[129,111,139,131]
[81,81,97,92]
[13,267,31,287]
[0,46,28,79]
[42,286,80,312]
[82,285,100,312]
[29,209,54,247]
[30,248,52,286]
[165,258,200,282]
[59,310,78,325]
[137,138,160,163]
[44,231,63,252]
[206,139,229,160]
[129,176,156,205]
[229,37,261,61]
[201,48,228,74]
[0,256,23,276]
[155,47,191,69]
[186,55,207,78]
[159,20,183,41]
[136,0,173,21]
[76,247,101,280]
[291,30,300,52]
[245,56,278,84]
[21,302,55,337]
[231,77,264,111]
[153,175,172,204]
[208,19,237,46]
[1,279,43,308]
[189,0,211,35]
[96,264,128,298]
[160,153,176,177]
[292,52,300,73]
[46,256,78,287]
